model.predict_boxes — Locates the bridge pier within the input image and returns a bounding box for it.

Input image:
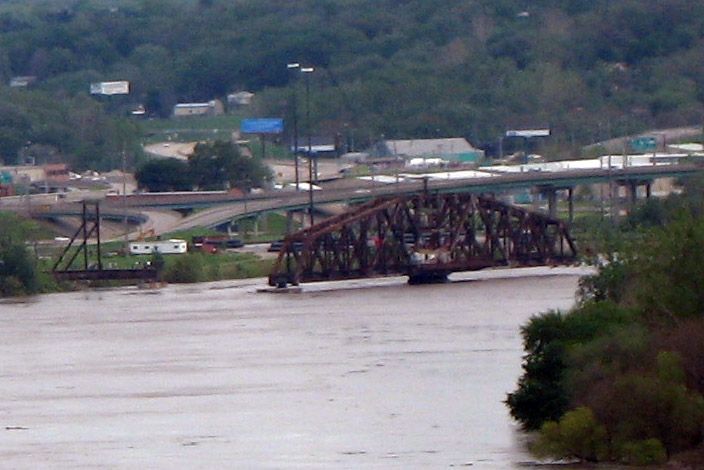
[286,211,294,234]
[545,188,557,219]
[538,185,575,222]
[407,269,449,285]
[617,178,654,213]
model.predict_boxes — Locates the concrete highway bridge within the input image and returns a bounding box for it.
[122,163,703,232]
[18,163,703,236]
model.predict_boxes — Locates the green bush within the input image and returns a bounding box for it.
[163,254,205,283]
[532,407,610,462]
[577,258,629,305]
[594,371,704,456]
[565,322,649,398]
[0,245,40,296]
[617,439,667,466]
[633,215,704,319]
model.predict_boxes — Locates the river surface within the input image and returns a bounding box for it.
[0,267,588,469]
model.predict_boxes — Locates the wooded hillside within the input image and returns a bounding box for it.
[1,0,703,167]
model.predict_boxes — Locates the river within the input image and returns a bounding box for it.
[0,267,588,468]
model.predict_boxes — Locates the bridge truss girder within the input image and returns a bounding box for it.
[268,193,577,286]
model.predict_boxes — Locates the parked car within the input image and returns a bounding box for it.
[225,238,244,249]
[268,240,304,252]
[192,235,244,251]
[267,240,284,252]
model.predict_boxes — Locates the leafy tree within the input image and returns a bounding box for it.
[135,158,192,192]
[0,212,40,296]
[632,214,704,320]
[188,140,271,191]
[506,302,636,430]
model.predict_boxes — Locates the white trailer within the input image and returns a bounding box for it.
[129,239,188,255]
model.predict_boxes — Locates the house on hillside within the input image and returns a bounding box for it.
[9,76,37,88]
[173,99,224,117]
[227,91,254,108]
[368,138,485,165]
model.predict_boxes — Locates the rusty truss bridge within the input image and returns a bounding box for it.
[268,193,577,287]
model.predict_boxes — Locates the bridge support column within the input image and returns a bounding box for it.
[546,188,557,219]
[567,187,574,225]
[286,211,294,234]
[646,182,652,199]
[408,270,449,285]
[627,181,638,207]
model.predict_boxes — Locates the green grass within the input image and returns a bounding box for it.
[193,251,273,280]
[234,212,302,242]
[142,114,244,132]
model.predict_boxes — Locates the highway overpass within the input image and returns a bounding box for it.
[13,163,702,235]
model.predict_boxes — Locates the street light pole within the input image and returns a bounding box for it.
[286,62,300,190]
[122,146,128,254]
[302,66,315,226]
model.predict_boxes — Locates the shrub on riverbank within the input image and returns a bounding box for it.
[160,252,273,284]
[0,213,43,296]
[163,254,205,283]
[507,213,704,464]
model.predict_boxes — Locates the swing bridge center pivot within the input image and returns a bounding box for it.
[268,193,577,287]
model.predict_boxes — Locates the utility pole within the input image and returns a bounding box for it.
[302,66,315,226]
[122,145,129,254]
[287,62,301,190]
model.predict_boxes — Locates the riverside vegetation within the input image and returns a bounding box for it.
[506,178,704,466]
[0,211,277,296]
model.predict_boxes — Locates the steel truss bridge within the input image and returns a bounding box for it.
[268,192,577,287]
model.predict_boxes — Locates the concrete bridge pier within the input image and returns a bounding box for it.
[546,188,558,219]
[286,211,294,234]
[618,178,653,212]
[538,185,575,222]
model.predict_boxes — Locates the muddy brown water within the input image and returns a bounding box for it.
[0,267,589,468]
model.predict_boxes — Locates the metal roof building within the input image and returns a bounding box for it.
[369,138,484,163]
